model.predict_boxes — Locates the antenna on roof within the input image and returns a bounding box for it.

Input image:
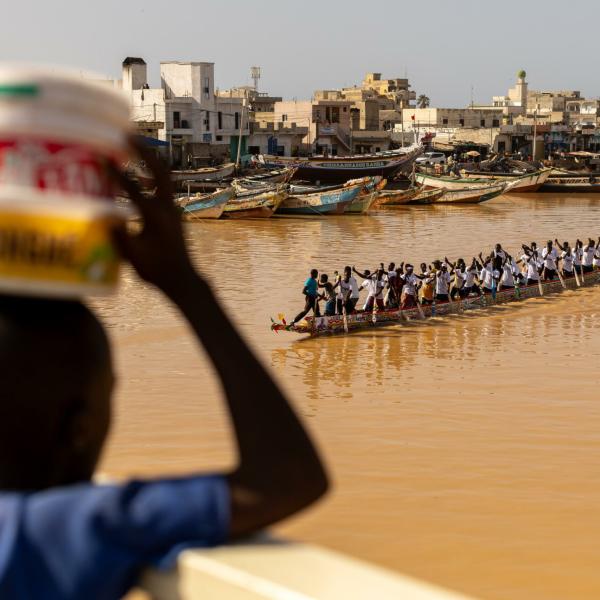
[250,66,261,92]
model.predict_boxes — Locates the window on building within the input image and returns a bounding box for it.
[203,77,210,98]
[276,145,285,156]
[343,106,347,112]
[235,112,240,129]
[204,114,210,130]
[216,135,223,141]
[459,118,465,126]
[173,111,181,129]
[375,147,381,153]
[218,111,223,129]
[480,119,486,127]
[442,118,448,125]
[492,119,500,127]
[281,114,288,122]
[331,107,340,123]
[248,145,261,154]
[331,145,338,156]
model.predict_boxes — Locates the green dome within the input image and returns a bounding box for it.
[517,69,526,79]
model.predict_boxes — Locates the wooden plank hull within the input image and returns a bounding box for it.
[266,149,423,183]
[416,171,514,193]
[461,169,551,193]
[223,191,287,219]
[277,184,362,215]
[435,184,506,204]
[176,187,234,220]
[540,175,600,192]
[407,189,444,204]
[272,271,600,336]
[171,163,236,182]
[373,188,419,206]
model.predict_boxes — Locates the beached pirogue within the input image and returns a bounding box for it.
[271,270,599,336]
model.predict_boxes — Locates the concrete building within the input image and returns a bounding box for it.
[360,72,415,108]
[273,97,353,155]
[124,57,249,167]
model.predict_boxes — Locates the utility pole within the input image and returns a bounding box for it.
[235,91,246,170]
[532,103,539,161]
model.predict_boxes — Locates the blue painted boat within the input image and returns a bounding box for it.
[176,187,234,220]
[277,183,362,215]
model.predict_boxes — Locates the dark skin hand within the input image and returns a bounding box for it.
[110,139,328,539]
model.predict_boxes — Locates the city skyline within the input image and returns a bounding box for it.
[3,0,600,106]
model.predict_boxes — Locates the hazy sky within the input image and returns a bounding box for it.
[2,0,599,106]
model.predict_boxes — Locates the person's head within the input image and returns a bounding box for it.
[547,240,552,249]
[564,241,570,250]
[0,297,113,491]
[376,268,384,279]
[420,262,427,272]
[364,269,371,278]
[589,238,596,247]
[387,262,395,272]
[531,242,537,250]
[405,264,414,274]
[441,263,447,272]
[433,260,442,269]
[310,269,318,279]
[320,273,328,284]
[344,266,351,277]
[495,243,502,253]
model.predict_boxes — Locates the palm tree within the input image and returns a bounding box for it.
[417,94,430,109]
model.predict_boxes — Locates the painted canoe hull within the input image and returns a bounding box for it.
[277,184,362,215]
[415,171,501,190]
[345,190,378,213]
[373,188,419,206]
[434,184,506,204]
[171,163,236,182]
[223,191,287,219]
[176,187,234,220]
[272,270,600,336]
[407,189,445,204]
[539,175,600,192]
[460,169,551,193]
[265,149,423,183]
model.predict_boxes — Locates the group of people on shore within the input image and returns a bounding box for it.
[292,237,600,324]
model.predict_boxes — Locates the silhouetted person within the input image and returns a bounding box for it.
[0,140,328,598]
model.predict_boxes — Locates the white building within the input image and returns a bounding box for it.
[122,57,249,167]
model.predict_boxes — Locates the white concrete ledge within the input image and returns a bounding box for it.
[140,537,476,600]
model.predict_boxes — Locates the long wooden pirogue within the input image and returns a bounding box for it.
[271,270,600,336]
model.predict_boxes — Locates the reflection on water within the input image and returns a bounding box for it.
[95,195,600,600]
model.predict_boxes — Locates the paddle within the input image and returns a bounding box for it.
[573,261,581,287]
[556,267,566,289]
[341,291,349,333]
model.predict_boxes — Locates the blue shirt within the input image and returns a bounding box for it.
[0,474,229,599]
[304,277,318,297]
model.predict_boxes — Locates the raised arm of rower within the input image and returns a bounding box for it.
[352,266,369,279]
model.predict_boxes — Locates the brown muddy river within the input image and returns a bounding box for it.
[95,193,600,600]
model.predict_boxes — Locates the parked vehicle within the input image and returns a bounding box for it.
[415,152,446,166]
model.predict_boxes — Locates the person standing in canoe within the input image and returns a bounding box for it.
[541,240,559,281]
[318,274,337,316]
[555,240,576,278]
[399,264,420,309]
[478,254,501,294]
[435,263,452,302]
[292,269,320,325]
[354,266,386,311]
[581,238,596,273]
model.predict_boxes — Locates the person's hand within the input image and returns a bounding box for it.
[109,137,197,296]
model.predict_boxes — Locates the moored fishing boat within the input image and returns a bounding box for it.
[271,270,600,336]
[261,147,423,183]
[277,183,363,215]
[433,182,507,204]
[345,177,386,214]
[175,187,234,220]
[234,167,297,188]
[415,171,515,192]
[539,172,600,193]
[171,162,236,183]
[223,189,287,219]
[372,187,419,207]
[460,168,551,192]
[407,188,444,204]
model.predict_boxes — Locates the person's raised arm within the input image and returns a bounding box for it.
[352,266,369,279]
[110,141,328,539]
